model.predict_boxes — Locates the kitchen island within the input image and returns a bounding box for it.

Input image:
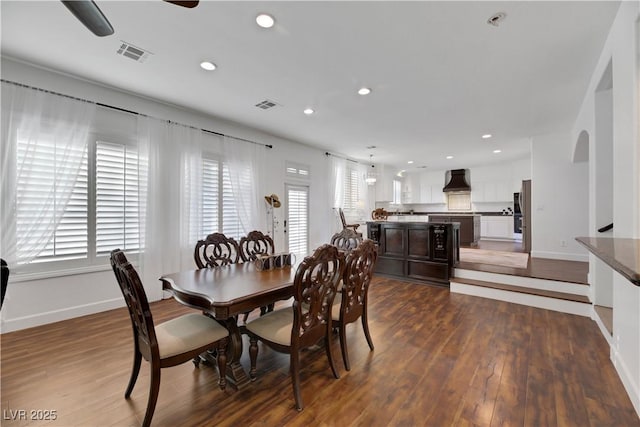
[367,221,459,286]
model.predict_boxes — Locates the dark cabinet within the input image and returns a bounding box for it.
[367,221,459,286]
[427,215,480,246]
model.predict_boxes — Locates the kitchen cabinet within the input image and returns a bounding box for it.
[480,215,514,240]
[471,181,512,203]
[367,221,460,286]
[428,215,480,246]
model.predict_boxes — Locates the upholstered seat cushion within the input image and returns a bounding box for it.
[331,299,341,321]
[245,307,294,346]
[155,313,229,359]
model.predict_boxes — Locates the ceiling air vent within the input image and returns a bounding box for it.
[255,99,279,110]
[117,42,152,62]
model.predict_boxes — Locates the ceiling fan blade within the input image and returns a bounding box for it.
[163,1,199,8]
[61,0,114,37]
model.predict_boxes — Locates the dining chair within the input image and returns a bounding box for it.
[110,249,229,427]
[239,230,276,318]
[245,244,346,411]
[1,259,8,310]
[332,239,378,371]
[194,232,240,268]
[238,230,275,262]
[338,208,360,234]
[330,228,363,253]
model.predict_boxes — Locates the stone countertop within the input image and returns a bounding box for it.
[575,237,640,286]
[385,211,512,216]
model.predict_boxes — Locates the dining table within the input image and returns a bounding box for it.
[159,262,297,389]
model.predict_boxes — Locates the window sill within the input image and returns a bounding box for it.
[10,264,114,283]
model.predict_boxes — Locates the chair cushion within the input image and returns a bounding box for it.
[331,299,341,321]
[155,313,228,359]
[245,307,293,346]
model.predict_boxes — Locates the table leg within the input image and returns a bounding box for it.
[222,318,250,389]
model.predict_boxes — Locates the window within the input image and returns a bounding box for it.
[286,161,310,180]
[95,141,144,255]
[286,184,309,257]
[17,134,89,262]
[342,167,360,211]
[14,137,145,269]
[392,179,402,204]
[200,157,243,240]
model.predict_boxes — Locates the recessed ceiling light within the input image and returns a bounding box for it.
[256,13,275,28]
[493,149,502,154]
[482,134,492,139]
[446,155,454,159]
[358,87,371,96]
[200,61,216,71]
[407,160,414,164]
[303,108,314,115]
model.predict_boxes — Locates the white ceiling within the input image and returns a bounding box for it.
[1,1,620,171]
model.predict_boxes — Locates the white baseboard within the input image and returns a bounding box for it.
[530,250,589,262]
[611,346,640,418]
[0,298,124,333]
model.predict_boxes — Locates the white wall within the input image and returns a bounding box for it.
[530,131,589,261]
[572,1,640,416]
[0,58,335,333]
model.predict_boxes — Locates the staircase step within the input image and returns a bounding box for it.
[450,277,592,317]
[451,277,590,303]
[453,268,590,296]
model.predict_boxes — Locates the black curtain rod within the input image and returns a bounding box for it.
[2,79,272,149]
[325,151,359,164]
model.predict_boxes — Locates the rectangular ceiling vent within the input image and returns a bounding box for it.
[255,99,280,110]
[117,42,152,63]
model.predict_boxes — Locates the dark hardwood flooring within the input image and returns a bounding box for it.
[2,276,637,426]
[460,240,589,285]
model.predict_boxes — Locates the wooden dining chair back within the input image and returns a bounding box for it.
[338,208,360,233]
[1,259,8,310]
[245,244,346,411]
[330,228,363,253]
[110,249,229,427]
[333,239,378,370]
[194,232,240,268]
[239,230,275,262]
[371,208,388,221]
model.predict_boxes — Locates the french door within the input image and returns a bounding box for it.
[285,184,309,258]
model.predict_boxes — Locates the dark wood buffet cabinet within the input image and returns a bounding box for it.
[367,221,460,287]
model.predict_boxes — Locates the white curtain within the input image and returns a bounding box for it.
[355,162,372,219]
[0,82,96,265]
[328,155,346,232]
[222,136,266,233]
[137,118,216,298]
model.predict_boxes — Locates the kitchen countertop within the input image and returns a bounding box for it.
[383,211,512,216]
[575,237,640,286]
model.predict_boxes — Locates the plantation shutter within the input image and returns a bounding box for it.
[95,141,143,255]
[286,185,308,257]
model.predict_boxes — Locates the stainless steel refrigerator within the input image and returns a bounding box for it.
[519,180,532,253]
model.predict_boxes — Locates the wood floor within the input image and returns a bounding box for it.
[2,276,638,426]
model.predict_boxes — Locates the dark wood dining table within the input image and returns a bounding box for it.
[159,262,297,388]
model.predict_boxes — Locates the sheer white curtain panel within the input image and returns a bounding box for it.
[328,155,346,232]
[222,136,266,234]
[0,82,96,265]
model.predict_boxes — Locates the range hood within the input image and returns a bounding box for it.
[443,169,471,192]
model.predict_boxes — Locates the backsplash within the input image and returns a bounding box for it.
[375,201,514,214]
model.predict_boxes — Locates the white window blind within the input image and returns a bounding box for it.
[287,185,308,257]
[96,141,143,255]
[343,167,359,211]
[17,137,89,262]
[200,158,242,240]
[201,157,219,235]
